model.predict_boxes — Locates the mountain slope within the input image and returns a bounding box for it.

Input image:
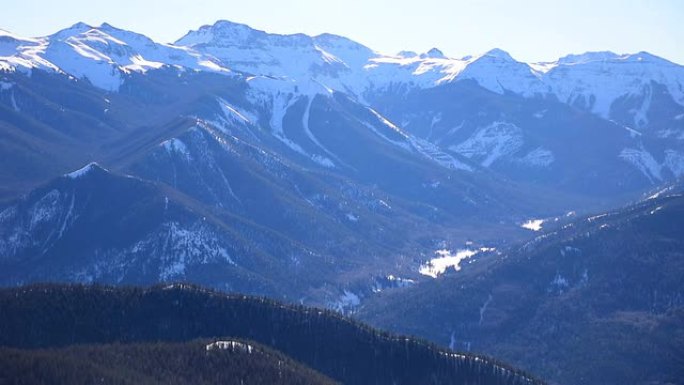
[0,283,544,385]
[0,163,331,297]
[358,192,684,385]
[1,19,683,307]
[0,339,338,385]
[368,80,684,195]
[1,56,583,308]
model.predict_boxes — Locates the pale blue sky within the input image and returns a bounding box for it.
[2,0,683,64]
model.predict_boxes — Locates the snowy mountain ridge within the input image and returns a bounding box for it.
[2,20,684,119]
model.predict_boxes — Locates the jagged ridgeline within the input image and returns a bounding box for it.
[0,284,543,385]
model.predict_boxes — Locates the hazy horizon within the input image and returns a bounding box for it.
[1,0,683,65]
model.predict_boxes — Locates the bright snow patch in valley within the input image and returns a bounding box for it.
[521,219,544,231]
[419,248,494,278]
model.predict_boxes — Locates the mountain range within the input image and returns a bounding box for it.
[2,20,684,307]
[1,19,684,385]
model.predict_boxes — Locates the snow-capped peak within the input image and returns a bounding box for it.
[65,162,105,179]
[1,22,230,91]
[48,22,95,40]
[175,19,262,47]
[3,20,683,124]
[396,50,418,58]
[421,48,447,59]
[480,48,515,61]
[543,50,684,118]
[557,51,621,65]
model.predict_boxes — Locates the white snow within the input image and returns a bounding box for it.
[521,219,544,231]
[450,122,524,167]
[479,294,493,325]
[549,272,570,293]
[619,148,684,181]
[162,138,192,160]
[358,109,412,151]
[217,98,257,126]
[301,95,339,168]
[419,247,494,278]
[29,190,61,230]
[150,222,236,280]
[533,110,547,119]
[410,137,473,171]
[65,162,102,178]
[560,246,581,257]
[2,20,683,127]
[587,213,608,222]
[386,275,415,286]
[206,340,253,353]
[518,147,554,167]
[8,91,20,111]
[619,147,663,182]
[647,186,672,200]
[664,150,684,177]
[331,290,361,312]
[0,23,229,91]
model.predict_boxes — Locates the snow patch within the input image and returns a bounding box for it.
[479,294,493,325]
[419,247,494,278]
[518,147,554,167]
[549,272,570,294]
[162,138,191,160]
[29,190,61,230]
[218,98,257,126]
[664,150,684,177]
[144,222,236,281]
[331,290,361,313]
[521,219,544,231]
[372,275,415,292]
[451,122,524,167]
[619,148,662,182]
[410,137,473,171]
[533,110,547,119]
[206,340,253,354]
[66,162,102,178]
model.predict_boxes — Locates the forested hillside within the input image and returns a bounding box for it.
[0,284,543,385]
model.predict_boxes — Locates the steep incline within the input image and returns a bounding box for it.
[359,192,684,385]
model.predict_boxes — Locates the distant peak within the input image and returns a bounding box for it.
[558,51,619,64]
[203,19,263,36]
[212,19,250,29]
[481,48,514,60]
[98,22,117,30]
[70,21,93,30]
[313,32,367,49]
[396,50,418,58]
[623,51,671,64]
[176,19,263,47]
[421,48,446,59]
[49,22,94,39]
[65,162,107,179]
